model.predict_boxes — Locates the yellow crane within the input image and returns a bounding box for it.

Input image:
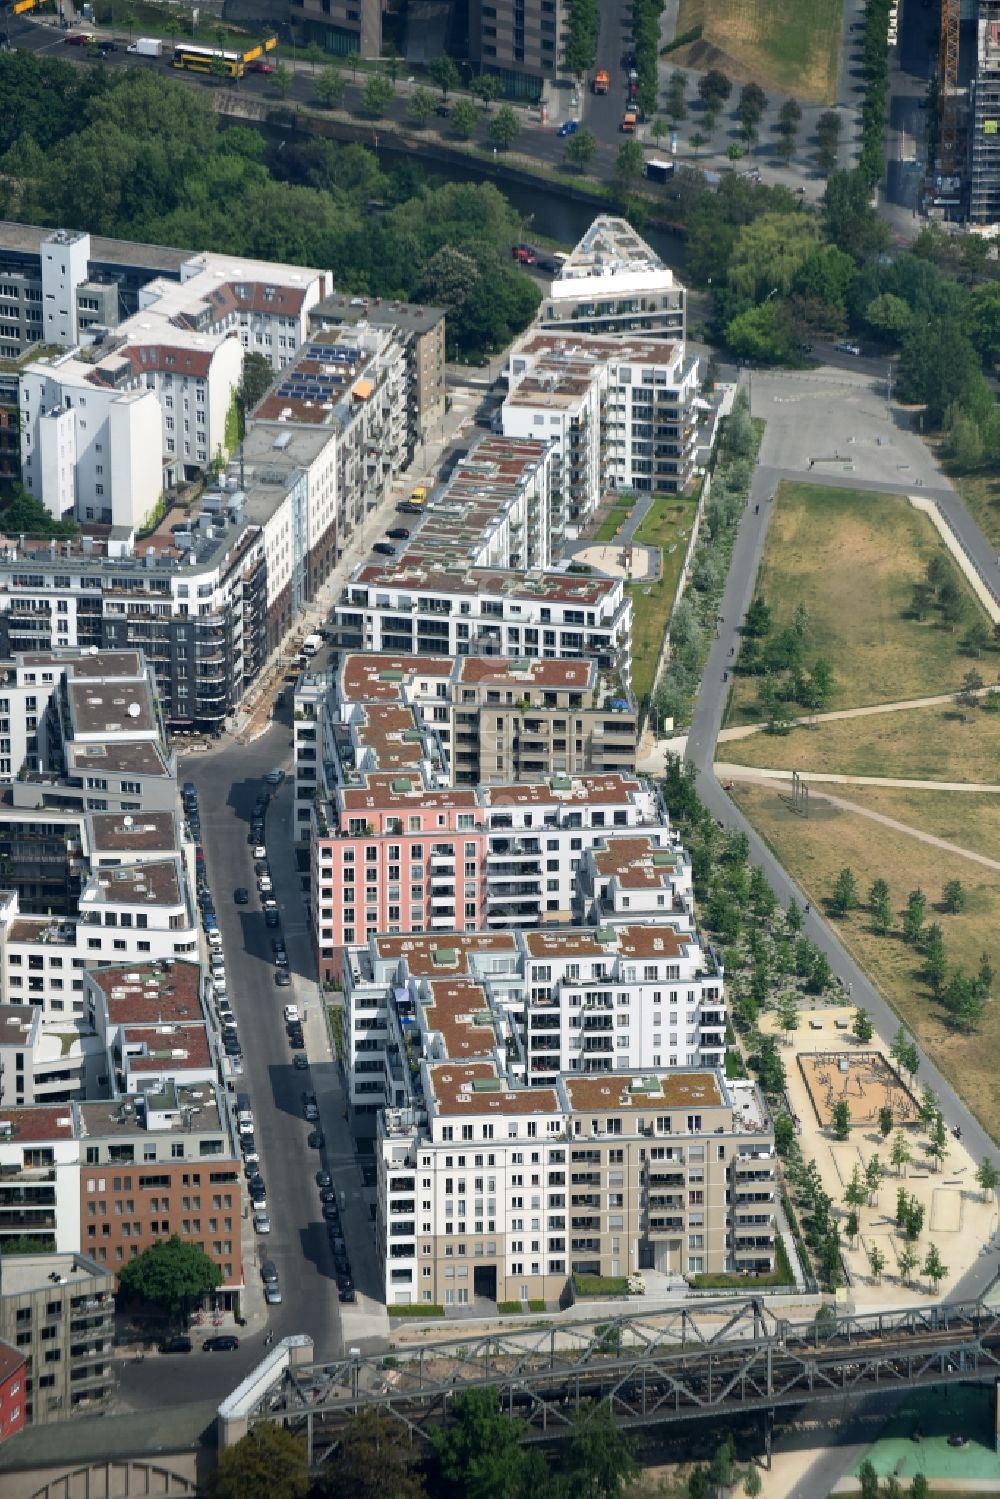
[939,0,960,170]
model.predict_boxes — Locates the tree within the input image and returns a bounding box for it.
[923,923,948,998]
[665,70,688,125]
[959,667,984,706]
[427,54,460,98]
[449,98,479,139]
[898,318,980,428]
[897,1241,919,1285]
[707,1435,737,1496]
[902,887,927,945]
[823,168,890,259]
[565,127,598,172]
[878,1104,894,1141]
[852,1007,874,1046]
[844,1163,867,1211]
[407,87,437,127]
[774,1113,796,1155]
[918,1084,939,1128]
[844,1208,859,1244]
[942,878,967,914]
[743,1467,763,1499]
[979,950,994,1000]
[776,990,799,1036]
[736,82,766,136]
[911,1475,930,1499]
[313,65,346,109]
[833,1097,851,1139]
[786,900,803,934]
[927,1111,948,1172]
[472,73,502,109]
[727,213,821,301]
[922,1242,947,1294]
[431,1388,538,1499]
[206,1426,309,1499]
[488,105,521,151]
[890,1024,919,1080]
[562,1402,639,1499]
[726,299,797,364]
[614,139,645,188]
[865,1154,883,1205]
[362,73,395,118]
[831,866,858,917]
[271,63,293,99]
[890,1131,911,1176]
[117,1235,222,1325]
[698,69,732,111]
[808,950,832,995]
[977,1157,999,1200]
[867,1243,886,1282]
[238,351,273,422]
[815,110,842,173]
[322,1410,427,1499]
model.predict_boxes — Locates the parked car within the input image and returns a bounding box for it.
[203,1335,240,1352]
[274,948,289,967]
[265,1284,283,1304]
[316,1171,332,1189]
[293,1053,310,1071]
[265,910,281,928]
[64,32,94,45]
[307,1130,325,1148]
[372,541,396,557]
[260,1259,279,1284]
[512,244,536,264]
[284,1005,300,1024]
[259,875,274,895]
[160,1335,193,1353]
[253,1210,272,1234]
[836,341,862,356]
[557,119,579,136]
[338,1284,356,1303]
[288,1029,305,1049]
[253,844,267,860]
[97,39,118,53]
[247,58,273,73]
[264,768,285,785]
[234,887,249,905]
[275,969,292,987]
[386,527,410,540]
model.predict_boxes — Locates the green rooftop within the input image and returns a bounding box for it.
[472,1078,501,1092]
[432,947,458,967]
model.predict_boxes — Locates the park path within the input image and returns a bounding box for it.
[716,685,996,743]
[718,768,1000,873]
[715,763,1000,794]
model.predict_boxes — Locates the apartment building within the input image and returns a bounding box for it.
[309,765,662,973]
[970,9,1000,225]
[469,0,566,99]
[0,223,191,363]
[574,832,694,928]
[309,293,446,446]
[536,218,687,342]
[306,651,636,797]
[399,436,556,571]
[0,1251,114,1423]
[292,0,384,57]
[0,1341,28,1444]
[503,330,701,509]
[377,1057,774,1308]
[336,564,633,682]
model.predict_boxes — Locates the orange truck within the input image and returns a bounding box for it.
[620,110,638,133]
[592,68,610,94]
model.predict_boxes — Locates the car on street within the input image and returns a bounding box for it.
[288,1029,305,1049]
[303,1097,319,1122]
[557,119,579,136]
[247,58,273,73]
[338,1284,356,1303]
[272,938,286,955]
[160,1335,193,1353]
[264,768,285,785]
[260,1259,279,1284]
[253,844,267,860]
[385,527,410,540]
[254,1209,272,1233]
[319,1186,337,1204]
[323,1201,340,1221]
[233,887,249,905]
[259,874,273,895]
[64,32,94,45]
[274,948,288,966]
[372,541,396,556]
[316,1171,332,1188]
[203,1335,240,1352]
[836,341,862,356]
[97,39,118,53]
[512,244,536,264]
[307,1130,325,1148]
[397,500,424,514]
[265,1284,283,1304]
[265,910,281,928]
[283,1004,300,1023]
[276,969,292,987]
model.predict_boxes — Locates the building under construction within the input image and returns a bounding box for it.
[969,1,1000,223]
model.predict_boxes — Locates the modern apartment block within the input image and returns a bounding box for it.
[0,1252,115,1423]
[376,1054,773,1307]
[309,293,447,447]
[536,218,687,341]
[969,10,1000,225]
[399,436,556,570]
[0,1341,28,1444]
[336,564,633,681]
[503,330,700,510]
[292,0,384,57]
[308,760,662,973]
[469,0,566,99]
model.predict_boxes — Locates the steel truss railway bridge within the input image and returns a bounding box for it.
[227,1296,1000,1464]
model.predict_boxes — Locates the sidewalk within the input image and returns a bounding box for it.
[265,779,389,1352]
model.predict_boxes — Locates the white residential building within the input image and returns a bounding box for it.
[536,216,687,341]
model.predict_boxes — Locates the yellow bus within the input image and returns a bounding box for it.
[172,43,245,77]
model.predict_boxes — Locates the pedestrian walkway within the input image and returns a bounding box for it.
[716,684,1000,744]
[714,763,1000,795]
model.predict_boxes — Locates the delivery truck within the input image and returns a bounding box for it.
[127,37,164,56]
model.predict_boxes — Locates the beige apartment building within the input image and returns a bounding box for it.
[378,1060,775,1309]
[469,0,565,98]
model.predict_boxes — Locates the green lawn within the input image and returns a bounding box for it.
[726,482,989,724]
[721,701,1000,783]
[627,493,697,703]
[595,502,635,544]
[672,0,842,103]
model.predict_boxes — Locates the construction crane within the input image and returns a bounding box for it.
[939,0,961,170]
